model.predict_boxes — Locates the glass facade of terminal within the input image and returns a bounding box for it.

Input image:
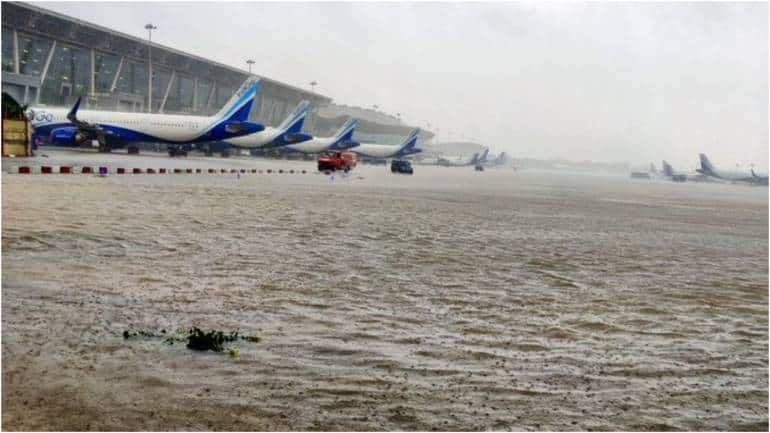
[40,43,90,106]
[2,28,14,73]
[93,51,120,93]
[116,60,148,96]
[1,26,278,119]
[2,2,430,143]
[1,15,286,118]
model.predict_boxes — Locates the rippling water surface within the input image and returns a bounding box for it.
[2,156,768,430]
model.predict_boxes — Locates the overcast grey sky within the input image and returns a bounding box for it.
[39,1,767,168]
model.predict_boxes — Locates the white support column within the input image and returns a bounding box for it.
[111,56,124,92]
[159,70,174,113]
[37,40,57,105]
[192,77,198,114]
[13,30,19,74]
[206,82,216,112]
[90,49,95,94]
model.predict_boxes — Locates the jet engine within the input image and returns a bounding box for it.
[49,127,89,146]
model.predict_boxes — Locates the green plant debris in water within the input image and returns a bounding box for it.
[123,327,261,353]
[228,347,240,358]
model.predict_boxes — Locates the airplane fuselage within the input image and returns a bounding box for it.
[284,137,336,153]
[697,167,766,183]
[420,155,477,167]
[28,81,260,147]
[224,126,284,148]
[353,143,420,159]
[29,107,250,144]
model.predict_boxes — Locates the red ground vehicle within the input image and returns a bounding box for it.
[317,151,357,172]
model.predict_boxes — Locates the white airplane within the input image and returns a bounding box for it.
[219,100,313,150]
[659,160,691,182]
[282,118,359,154]
[28,79,263,153]
[419,152,480,167]
[491,151,508,167]
[697,153,768,185]
[353,128,422,159]
[475,148,490,165]
[476,150,510,168]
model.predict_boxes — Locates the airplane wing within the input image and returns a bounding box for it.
[66,97,114,146]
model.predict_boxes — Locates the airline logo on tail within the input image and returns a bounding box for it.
[206,79,262,133]
[697,153,718,177]
[329,118,359,150]
[477,148,490,163]
[662,160,674,177]
[278,100,311,134]
[395,128,421,156]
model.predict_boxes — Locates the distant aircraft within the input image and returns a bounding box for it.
[478,149,510,168]
[219,100,313,150]
[751,169,769,186]
[476,148,490,165]
[28,79,263,153]
[661,160,688,182]
[697,153,768,185]
[650,162,659,176]
[353,128,422,159]
[281,118,359,154]
[660,159,721,183]
[421,152,480,167]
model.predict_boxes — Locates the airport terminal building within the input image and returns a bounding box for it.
[1,1,430,144]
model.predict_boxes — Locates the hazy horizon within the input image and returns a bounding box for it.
[36,1,768,170]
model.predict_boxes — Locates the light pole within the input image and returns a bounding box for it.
[246,59,255,74]
[145,23,157,113]
[309,81,317,93]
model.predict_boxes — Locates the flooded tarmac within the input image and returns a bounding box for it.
[2,152,768,430]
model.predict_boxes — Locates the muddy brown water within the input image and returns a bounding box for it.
[2,156,768,430]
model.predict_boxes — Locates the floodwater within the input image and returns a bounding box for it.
[2,151,768,431]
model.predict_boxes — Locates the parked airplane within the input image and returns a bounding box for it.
[478,150,510,168]
[28,79,263,153]
[697,153,768,185]
[751,169,769,185]
[352,128,422,159]
[281,118,359,154]
[217,100,313,152]
[476,148,490,164]
[421,152,480,167]
[661,160,688,182]
[650,162,659,176]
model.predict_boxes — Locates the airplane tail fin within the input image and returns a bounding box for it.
[478,148,489,163]
[398,128,420,152]
[650,162,658,174]
[328,118,358,150]
[66,97,82,123]
[333,118,358,142]
[278,100,311,134]
[699,153,718,176]
[662,160,674,177]
[213,78,260,123]
[496,152,507,164]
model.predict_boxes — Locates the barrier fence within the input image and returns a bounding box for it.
[15,166,308,175]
